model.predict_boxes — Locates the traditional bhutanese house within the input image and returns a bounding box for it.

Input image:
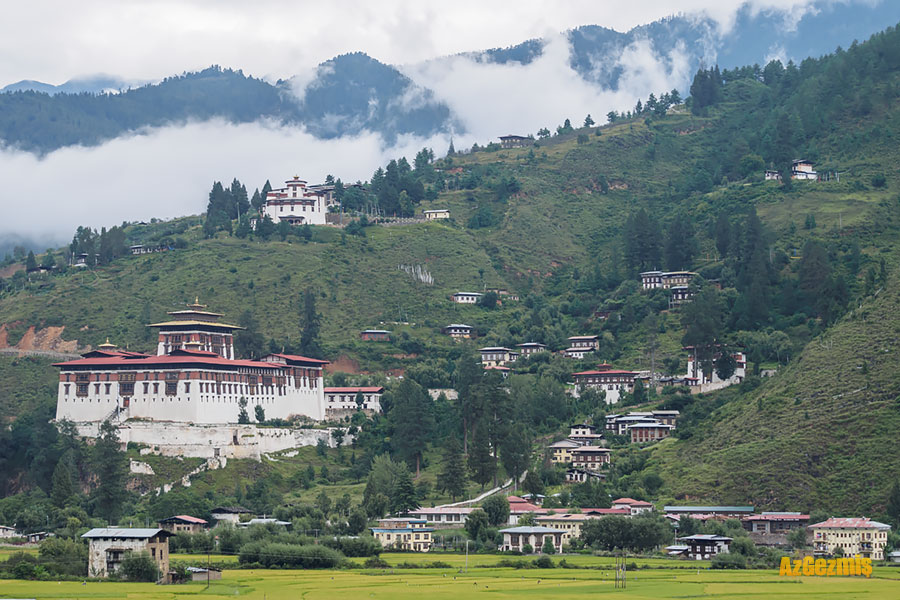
[498,134,532,149]
[548,439,582,464]
[359,329,391,341]
[443,323,473,339]
[480,347,519,367]
[516,342,547,357]
[423,209,450,220]
[261,175,328,225]
[499,526,564,553]
[628,422,674,444]
[611,498,654,515]
[507,496,548,524]
[407,506,474,527]
[650,410,680,427]
[791,159,818,181]
[371,518,433,552]
[238,518,292,528]
[563,335,600,359]
[484,365,511,378]
[568,423,604,446]
[572,365,637,404]
[764,169,781,181]
[570,446,611,470]
[640,271,698,291]
[157,515,208,534]
[809,517,891,560]
[210,506,253,525]
[324,386,384,417]
[451,291,483,304]
[565,467,606,483]
[664,506,755,519]
[684,346,747,387]
[534,513,594,545]
[605,413,656,435]
[677,534,732,560]
[742,512,809,534]
[0,525,18,539]
[82,528,172,580]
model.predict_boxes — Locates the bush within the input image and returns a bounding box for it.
[522,543,533,554]
[238,542,345,568]
[120,551,160,582]
[711,552,747,569]
[363,556,390,568]
[533,556,555,568]
[322,536,381,557]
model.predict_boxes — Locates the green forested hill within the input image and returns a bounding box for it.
[3,25,900,513]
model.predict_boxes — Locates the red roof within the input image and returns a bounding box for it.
[613,498,653,506]
[582,508,631,515]
[573,369,637,376]
[325,387,384,393]
[55,349,283,370]
[265,353,330,365]
[809,517,889,529]
[745,514,809,522]
[163,515,208,524]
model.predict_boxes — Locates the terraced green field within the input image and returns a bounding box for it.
[2,565,898,599]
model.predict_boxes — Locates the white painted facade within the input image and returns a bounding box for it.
[685,348,746,392]
[451,292,482,304]
[262,176,328,226]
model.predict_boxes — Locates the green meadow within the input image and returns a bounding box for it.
[2,565,899,600]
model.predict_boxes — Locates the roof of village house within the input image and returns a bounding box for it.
[82,528,170,539]
[361,329,391,334]
[613,498,653,507]
[678,534,732,542]
[446,323,473,328]
[548,439,581,448]
[453,291,483,296]
[499,135,530,140]
[517,342,547,347]
[664,505,754,513]
[485,366,511,372]
[409,506,475,514]
[211,506,252,514]
[809,517,892,529]
[159,515,208,524]
[480,346,513,352]
[744,513,809,522]
[424,209,450,213]
[499,526,563,534]
[572,446,611,454]
[627,423,674,429]
[324,387,384,393]
[573,369,637,376]
[567,335,599,340]
[570,422,596,430]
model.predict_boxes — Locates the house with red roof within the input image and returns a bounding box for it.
[572,363,637,404]
[612,498,654,515]
[157,515,208,534]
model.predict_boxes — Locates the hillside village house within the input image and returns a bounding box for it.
[563,335,600,359]
[612,498,655,515]
[665,506,755,519]
[487,289,520,302]
[791,159,818,180]
[685,346,747,390]
[764,169,781,181]
[548,439,582,464]
[210,506,252,525]
[498,134,532,149]
[0,525,18,538]
[516,342,547,357]
[484,365,511,377]
[567,422,604,445]
[572,364,637,404]
[743,512,809,535]
[480,347,519,367]
[359,329,391,341]
[570,446,612,469]
[82,528,172,580]
[371,518,433,552]
[261,176,329,226]
[628,422,674,444]
[605,411,679,435]
[423,209,450,220]
[157,515,207,534]
[451,291,483,304]
[566,467,606,483]
[408,506,474,527]
[53,302,330,425]
[443,323,474,339]
[324,386,383,417]
[640,271,697,290]
[499,526,564,553]
[810,517,891,560]
[677,534,732,560]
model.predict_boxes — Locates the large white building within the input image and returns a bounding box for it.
[261,176,329,226]
[685,346,746,391]
[54,303,328,424]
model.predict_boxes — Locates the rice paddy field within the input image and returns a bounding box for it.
[1,561,899,600]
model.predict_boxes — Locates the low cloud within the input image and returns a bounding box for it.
[0,120,450,244]
[406,33,693,138]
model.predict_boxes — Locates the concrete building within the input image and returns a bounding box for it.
[443,324,474,339]
[359,329,391,341]
[498,135,532,149]
[684,346,746,391]
[572,364,637,404]
[82,528,172,580]
[210,506,252,525]
[0,525,18,538]
[567,423,604,446]
[565,468,606,483]
[480,347,519,367]
[743,512,809,535]
[570,446,611,470]
[516,342,547,357]
[157,515,208,534]
[371,518,433,552]
[612,498,654,515]
[548,439,582,464]
[499,526,564,553]
[791,159,818,181]
[809,517,891,560]
[407,507,474,527]
[664,506,755,518]
[451,292,483,304]
[563,335,600,359]
[628,422,674,444]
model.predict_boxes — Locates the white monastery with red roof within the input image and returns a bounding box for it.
[54,300,329,424]
[261,176,329,226]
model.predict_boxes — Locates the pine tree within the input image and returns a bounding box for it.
[499,429,530,490]
[390,468,418,515]
[583,114,595,127]
[437,437,467,501]
[298,288,322,357]
[715,213,731,257]
[389,378,433,477]
[25,251,37,271]
[254,404,265,423]
[92,421,127,522]
[467,423,496,489]
[50,453,77,508]
[237,397,250,424]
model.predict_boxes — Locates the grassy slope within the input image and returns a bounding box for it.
[650,272,900,513]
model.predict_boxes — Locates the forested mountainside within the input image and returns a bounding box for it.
[3,22,900,521]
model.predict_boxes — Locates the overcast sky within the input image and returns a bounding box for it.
[0,1,858,244]
[1,0,828,86]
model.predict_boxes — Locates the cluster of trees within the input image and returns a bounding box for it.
[203,178,252,237]
[68,225,128,267]
[621,208,697,273]
[607,88,683,122]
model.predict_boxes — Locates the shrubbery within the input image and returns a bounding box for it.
[238,542,345,568]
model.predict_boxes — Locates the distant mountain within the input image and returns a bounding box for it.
[1,75,140,95]
[1,1,899,154]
